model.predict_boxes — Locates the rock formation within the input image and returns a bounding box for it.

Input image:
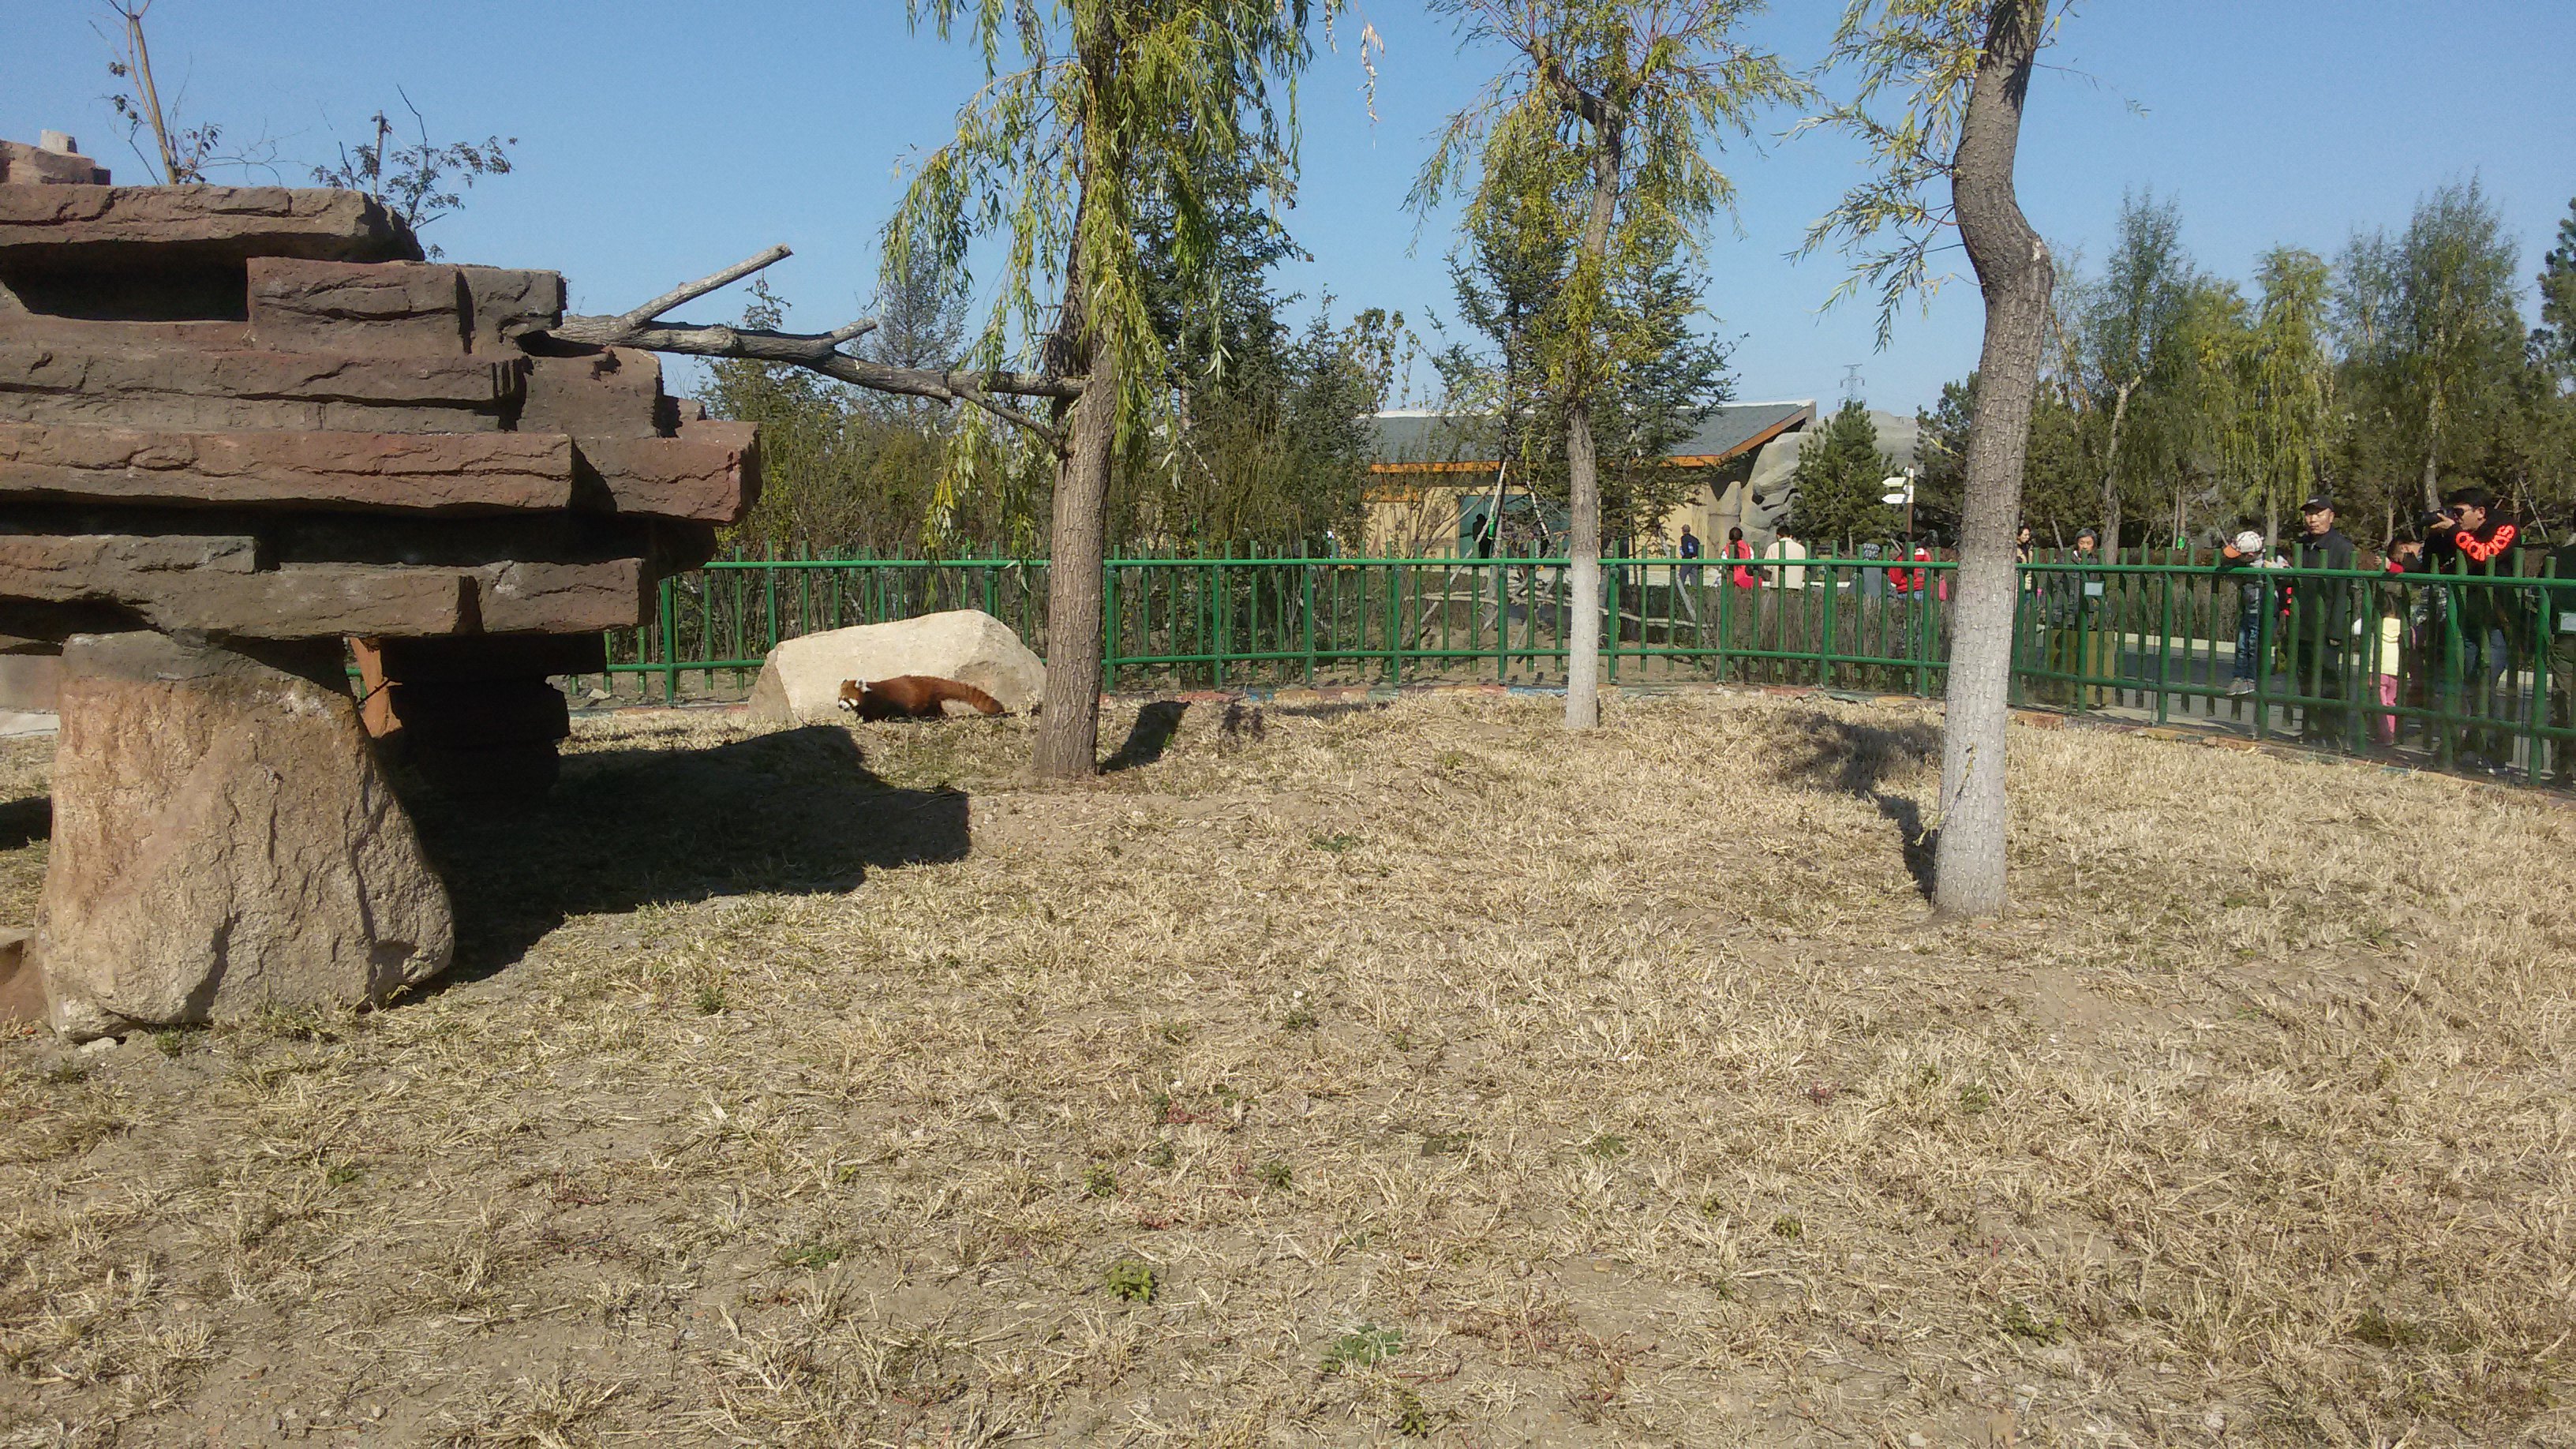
[0,133,761,1034]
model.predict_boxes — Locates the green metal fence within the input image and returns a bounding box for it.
[590,550,2576,781]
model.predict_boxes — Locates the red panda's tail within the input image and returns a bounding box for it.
[936,679,1005,715]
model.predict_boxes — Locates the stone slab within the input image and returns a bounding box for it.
[1,139,110,185]
[0,531,262,598]
[0,341,520,432]
[474,556,650,632]
[247,257,469,353]
[0,422,575,513]
[577,419,760,522]
[0,184,421,267]
[519,346,666,440]
[245,259,564,355]
[0,546,472,639]
[459,266,565,350]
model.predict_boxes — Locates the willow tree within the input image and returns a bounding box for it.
[893,0,1340,777]
[2074,192,2194,556]
[1806,0,2063,917]
[2245,246,2333,547]
[1413,0,1803,731]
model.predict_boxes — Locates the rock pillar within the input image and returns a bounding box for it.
[38,631,452,1038]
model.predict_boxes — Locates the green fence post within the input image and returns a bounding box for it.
[1817,560,1837,688]
[2522,552,2544,777]
[1301,552,1317,685]
[2155,568,2174,725]
[1390,559,1406,687]
[1605,548,1623,685]
[1213,544,1230,690]
[1105,558,1123,695]
[660,575,680,705]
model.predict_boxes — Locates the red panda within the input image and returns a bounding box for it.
[836,676,1004,721]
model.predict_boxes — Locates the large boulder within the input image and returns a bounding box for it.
[37,631,452,1039]
[747,609,1045,724]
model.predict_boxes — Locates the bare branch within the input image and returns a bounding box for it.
[612,245,793,330]
[956,389,1065,450]
[529,245,1084,448]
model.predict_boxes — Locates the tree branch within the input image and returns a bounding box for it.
[611,244,795,331]
[530,245,1088,446]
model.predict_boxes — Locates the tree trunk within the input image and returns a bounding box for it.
[1560,115,1622,732]
[1564,399,1603,729]
[1031,335,1121,779]
[2421,387,2442,509]
[2099,377,2133,558]
[1932,0,2054,919]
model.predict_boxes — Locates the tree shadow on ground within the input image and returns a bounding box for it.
[1105,701,1189,772]
[1780,711,1940,899]
[403,725,968,987]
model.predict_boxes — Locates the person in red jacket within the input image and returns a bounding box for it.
[2423,487,2521,769]
[1726,527,1760,589]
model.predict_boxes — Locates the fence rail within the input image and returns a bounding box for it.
[586,551,2576,781]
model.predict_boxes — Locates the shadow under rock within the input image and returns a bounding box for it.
[402,725,969,989]
[1779,710,1941,900]
[0,797,47,852]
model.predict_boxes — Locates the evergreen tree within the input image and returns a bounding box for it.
[2535,197,2576,384]
[1785,399,1899,547]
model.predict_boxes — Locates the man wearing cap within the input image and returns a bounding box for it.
[2288,498,2356,744]
[2216,530,2285,696]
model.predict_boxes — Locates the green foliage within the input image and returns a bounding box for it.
[1103,1258,1157,1302]
[1083,1164,1118,1198]
[892,0,1342,482]
[1414,0,1800,559]
[309,97,515,254]
[1786,399,1900,546]
[1999,1300,2062,1342]
[2537,197,2576,383]
[1801,0,2074,341]
[2338,178,2538,516]
[1321,1324,1402,1373]
[2241,247,2334,539]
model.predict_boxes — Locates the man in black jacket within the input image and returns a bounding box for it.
[2425,486,2522,770]
[2289,498,2356,744]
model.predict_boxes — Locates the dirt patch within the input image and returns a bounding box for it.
[2,692,2571,1446]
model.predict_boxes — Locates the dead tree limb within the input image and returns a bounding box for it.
[535,245,1080,448]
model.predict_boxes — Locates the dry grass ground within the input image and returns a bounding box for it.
[2,691,2572,1448]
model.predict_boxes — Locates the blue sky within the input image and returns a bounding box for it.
[9,2,2574,415]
